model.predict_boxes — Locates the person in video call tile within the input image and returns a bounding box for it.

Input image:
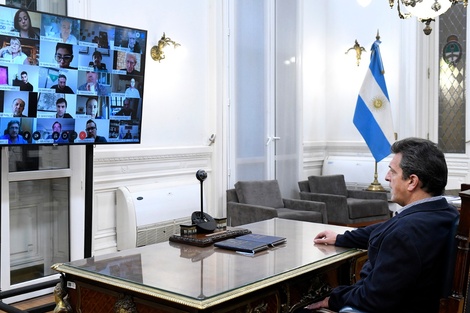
[19,71,33,91]
[115,98,136,119]
[0,37,28,64]
[0,120,27,144]
[13,9,40,39]
[12,98,27,117]
[50,74,74,94]
[89,51,107,72]
[55,43,75,69]
[85,97,103,119]
[120,53,140,76]
[122,130,132,139]
[55,98,73,118]
[55,18,78,44]
[47,121,68,143]
[78,71,108,95]
[85,119,107,143]
[120,30,141,53]
[124,78,140,98]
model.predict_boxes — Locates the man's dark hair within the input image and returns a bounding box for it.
[58,74,67,80]
[55,42,73,54]
[52,121,62,130]
[391,137,447,196]
[86,119,96,128]
[92,50,103,60]
[21,71,27,76]
[6,120,20,132]
[56,97,67,107]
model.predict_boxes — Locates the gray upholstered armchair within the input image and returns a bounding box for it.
[299,175,390,227]
[227,180,327,227]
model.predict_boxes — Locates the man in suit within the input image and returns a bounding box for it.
[307,137,459,313]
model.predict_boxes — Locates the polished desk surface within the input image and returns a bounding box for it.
[53,218,362,309]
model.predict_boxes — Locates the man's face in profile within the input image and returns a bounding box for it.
[56,47,73,68]
[12,99,25,116]
[8,123,19,139]
[56,101,67,118]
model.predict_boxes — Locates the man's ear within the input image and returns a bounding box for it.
[407,174,420,191]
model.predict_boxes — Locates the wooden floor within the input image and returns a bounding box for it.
[1,294,54,313]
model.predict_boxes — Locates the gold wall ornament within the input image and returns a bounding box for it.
[150,32,181,62]
[345,40,366,66]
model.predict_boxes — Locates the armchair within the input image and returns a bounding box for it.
[299,175,390,227]
[227,180,327,227]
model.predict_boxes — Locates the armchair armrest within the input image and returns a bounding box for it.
[347,189,388,201]
[298,180,310,192]
[299,191,349,225]
[283,198,328,223]
[227,202,278,226]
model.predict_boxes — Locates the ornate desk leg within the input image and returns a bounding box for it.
[53,275,72,313]
[114,294,138,313]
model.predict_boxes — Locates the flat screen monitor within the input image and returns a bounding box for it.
[0,4,147,146]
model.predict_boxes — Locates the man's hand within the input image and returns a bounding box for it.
[314,230,338,245]
[304,296,329,310]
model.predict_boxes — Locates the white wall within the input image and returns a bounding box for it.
[21,0,463,255]
[65,0,222,255]
[69,0,216,149]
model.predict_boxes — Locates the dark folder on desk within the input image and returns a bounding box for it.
[236,234,286,247]
[214,234,286,254]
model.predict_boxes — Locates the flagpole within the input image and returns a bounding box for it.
[366,161,386,191]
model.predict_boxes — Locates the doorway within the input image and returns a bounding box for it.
[228,0,300,198]
[0,145,85,303]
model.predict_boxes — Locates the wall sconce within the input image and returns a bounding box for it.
[345,40,366,66]
[150,33,181,62]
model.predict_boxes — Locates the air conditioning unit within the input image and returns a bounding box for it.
[116,182,202,250]
[322,156,390,190]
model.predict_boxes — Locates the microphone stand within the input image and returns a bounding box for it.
[191,170,216,233]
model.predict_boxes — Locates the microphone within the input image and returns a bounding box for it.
[191,169,216,233]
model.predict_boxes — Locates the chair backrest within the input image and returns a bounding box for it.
[307,175,348,197]
[439,188,470,313]
[234,180,284,208]
[440,215,460,298]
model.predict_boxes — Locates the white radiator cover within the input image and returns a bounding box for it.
[116,182,203,250]
[322,156,390,190]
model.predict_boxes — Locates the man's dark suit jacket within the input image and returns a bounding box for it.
[329,197,459,313]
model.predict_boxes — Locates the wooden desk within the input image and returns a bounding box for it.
[52,219,366,313]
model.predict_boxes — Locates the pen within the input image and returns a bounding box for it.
[205,230,227,237]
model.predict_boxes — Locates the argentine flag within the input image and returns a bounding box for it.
[353,40,394,162]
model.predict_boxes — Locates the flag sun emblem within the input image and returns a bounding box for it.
[370,96,387,110]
